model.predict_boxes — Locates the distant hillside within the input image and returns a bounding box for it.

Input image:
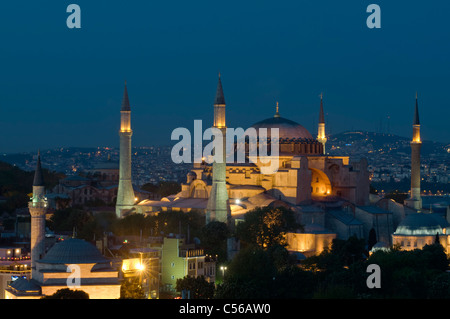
[1,147,100,171]
[0,161,34,195]
[328,131,449,157]
[0,161,65,213]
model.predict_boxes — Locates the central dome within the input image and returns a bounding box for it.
[243,107,323,156]
[251,114,313,141]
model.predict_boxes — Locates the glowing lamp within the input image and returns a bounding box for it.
[136,263,145,271]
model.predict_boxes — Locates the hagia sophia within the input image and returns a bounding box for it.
[4,75,449,298]
[133,75,449,256]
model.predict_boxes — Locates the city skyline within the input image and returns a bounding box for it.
[2,1,450,302]
[1,1,450,154]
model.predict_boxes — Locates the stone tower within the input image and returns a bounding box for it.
[116,81,135,218]
[206,74,231,224]
[317,93,327,154]
[404,92,422,210]
[29,151,47,279]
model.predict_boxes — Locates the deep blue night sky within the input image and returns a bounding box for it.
[0,1,449,153]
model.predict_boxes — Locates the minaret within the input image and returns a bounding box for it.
[29,151,47,279]
[317,93,327,154]
[405,92,422,210]
[206,73,231,224]
[116,81,136,218]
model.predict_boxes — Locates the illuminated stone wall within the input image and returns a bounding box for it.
[285,232,336,258]
[392,234,449,254]
[37,262,121,299]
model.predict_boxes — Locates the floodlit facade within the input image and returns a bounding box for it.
[285,224,336,258]
[160,236,216,294]
[392,213,449,253]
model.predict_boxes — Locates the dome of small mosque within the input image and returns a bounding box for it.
[394,213,449,236]
[38,238,109,264]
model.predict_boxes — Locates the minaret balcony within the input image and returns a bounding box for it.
[28,201,48,209]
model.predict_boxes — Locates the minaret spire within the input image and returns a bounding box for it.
[33,150,44,187]
[413,92,420,125]
[121,80,131,111]
[213,72,226,128]
[116,81,135,218]
[319,93,325,124]
[317,92,327,154]
[214,72,225,106]
[29,150,48,278]
[207,73,231,224]
[405,92,422,210]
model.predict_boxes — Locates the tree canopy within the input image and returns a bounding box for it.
[42,288,89,299]
[235,206,301,248]
[176,275,215,299]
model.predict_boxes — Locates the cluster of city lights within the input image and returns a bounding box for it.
[0,256,30,261]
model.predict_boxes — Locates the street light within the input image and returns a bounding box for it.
[136,262,145,271]
[220,266,227,277]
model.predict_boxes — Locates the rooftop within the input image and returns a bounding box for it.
[38,238,109,264]
[394,213,449,236]
[251,116,314,140]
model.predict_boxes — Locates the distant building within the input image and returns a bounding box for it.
[50,159,153,208]
[52,169,118,207]
[0,248,30,299]
[160,236,216,295]
[0,259,30,299]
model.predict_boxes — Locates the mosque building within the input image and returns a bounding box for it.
[130,75,393,255]
[131,77,449,256]
[5,153,121,299]
[136,76,370,217]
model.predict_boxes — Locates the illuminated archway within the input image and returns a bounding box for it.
[309,168,332,198]
[189,180,208,198]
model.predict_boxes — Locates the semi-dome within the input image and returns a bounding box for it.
[394,213,449,236]
[251,116,314,140]
[38,238,109,264]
